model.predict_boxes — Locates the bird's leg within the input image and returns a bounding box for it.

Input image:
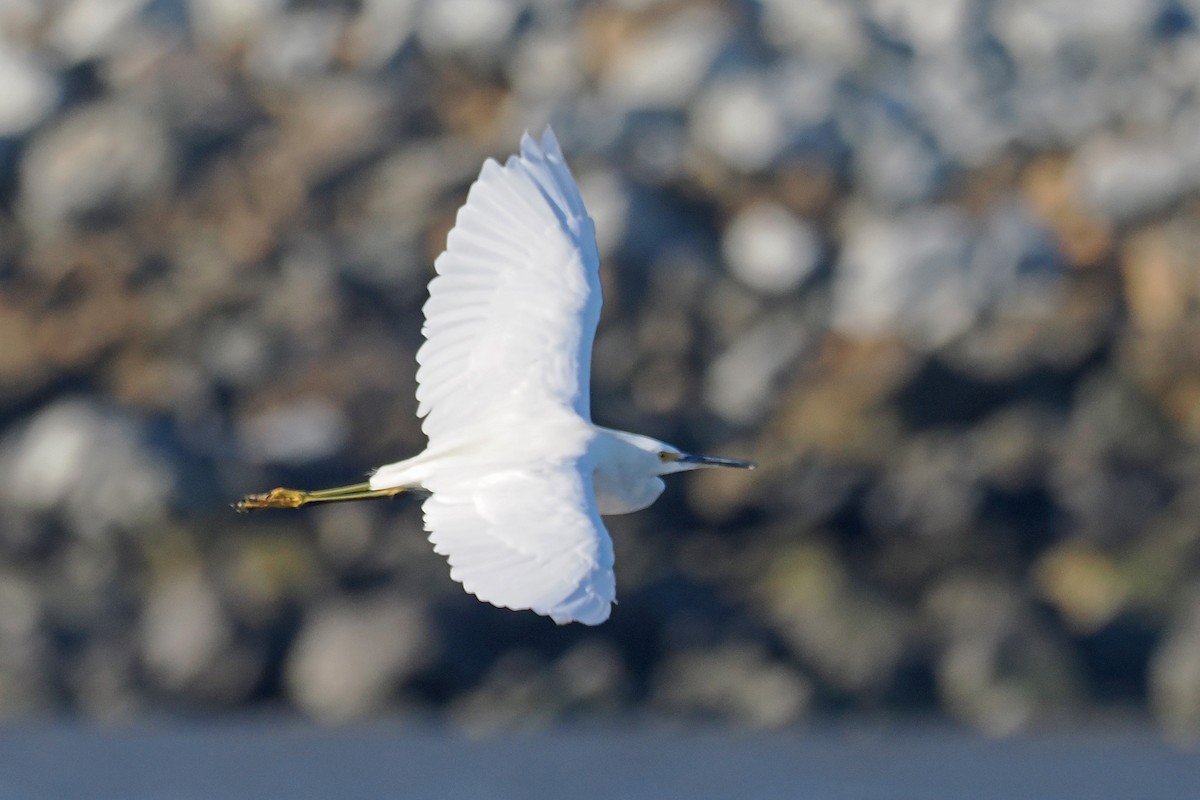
[236,482,406,511]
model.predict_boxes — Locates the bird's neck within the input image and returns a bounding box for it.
[590,428,666,516]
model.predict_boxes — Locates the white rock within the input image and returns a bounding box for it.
[773,58,838,131]
[187,0,285,48]
[841,101,945,205]
[706,312,808,424]
[1074,134,1190,222]
[967,198,1059,317]
[141,570,231,690]
[758,0,868,65]
[47,0,149,63]
[416,0,520,56]
[0,399,171,537]
[599,6,729,110]
[508,25,585,101]
[239,397,350,465]
[1150,588,1200,736]
[0,46,57,136]
[286,597,432,721]
[993,0,1157,64]
[653,644,812,728]
[244,10,344,84]
[722,202,819,295]
[866,0,969,54]
[19,101,171,232]
[199,321,269,385]
[832,205,976,349]
[916,54,1013,167]
[348,0,419,69]
[691,73,785,173]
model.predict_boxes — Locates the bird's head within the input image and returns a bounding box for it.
[603,429,755,476]
[591,428,755,515]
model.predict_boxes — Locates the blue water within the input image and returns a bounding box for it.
[0,720,1194,799]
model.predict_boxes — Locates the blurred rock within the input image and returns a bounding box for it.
[0,572,51,715]
[832,205,975,349]
[140,569,233,693]
[925,573,1083,734]
[0,399,171,539]
[758,543,907,694]
[771,58,839,137]
[1022,154,1113,267]
[867,431,984,542]
[275,79,392,187]
[652,643,812,728]
[722,202,820,295]
[239,397,350,465]
[1120,226,1192,334]
[416,0,521,60]
[840,96,946,206]
[0,46,58,136]
[1074,135,1192,223]
[1150,587,1200,740]
[19,101,171,234]
[344,0,419,70]
[691,73,786,173]
[866,0,969,55]
[915,53,1013,167]
[1034,543,1129,634]
[69,634,142,718]
[450,640,626,732]
[596,5,728,111]
[244,9,345,85]
[286,596,433,722]
[758,0,868,65]
[217,534,321,626]
[1,0,1200,733]
[508,21,587,104]
[188,0,284,50]
[991,0,1159,67]
[46,0,149,64]
[704,312,807,424]
[774,339,914,459]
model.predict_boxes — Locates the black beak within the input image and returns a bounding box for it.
[675,453,756,469]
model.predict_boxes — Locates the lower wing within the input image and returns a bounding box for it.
[420,458,615,625]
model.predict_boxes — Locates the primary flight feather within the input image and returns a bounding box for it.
[239,128,754,625]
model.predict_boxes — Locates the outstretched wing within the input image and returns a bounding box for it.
[421,457,615,625]
[407,128,614,625]
[414,127,602,444]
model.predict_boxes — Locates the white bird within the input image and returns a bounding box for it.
[239,128,754,625]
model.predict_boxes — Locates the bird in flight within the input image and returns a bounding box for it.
[239,129,754,625]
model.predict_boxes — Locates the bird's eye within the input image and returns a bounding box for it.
[658,451,670,462]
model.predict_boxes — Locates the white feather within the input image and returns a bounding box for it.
[242,129,755,622]
[377,128,613,625]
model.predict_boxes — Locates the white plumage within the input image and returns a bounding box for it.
[240,128,753,625]
[373,129,609,624]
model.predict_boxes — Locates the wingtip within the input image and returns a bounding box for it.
[517,125,565,162]
[540,125,561,156]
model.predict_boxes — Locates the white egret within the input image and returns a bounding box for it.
[239,129,754,625]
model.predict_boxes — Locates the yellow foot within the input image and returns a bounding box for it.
[236,482,405,511]
[237,487,311,510]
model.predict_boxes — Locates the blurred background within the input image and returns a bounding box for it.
[2,0,1200,758]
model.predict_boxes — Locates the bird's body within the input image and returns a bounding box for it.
[239,129,753,625]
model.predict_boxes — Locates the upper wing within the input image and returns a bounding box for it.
[415,128,602,445]
[421,456,615,625]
